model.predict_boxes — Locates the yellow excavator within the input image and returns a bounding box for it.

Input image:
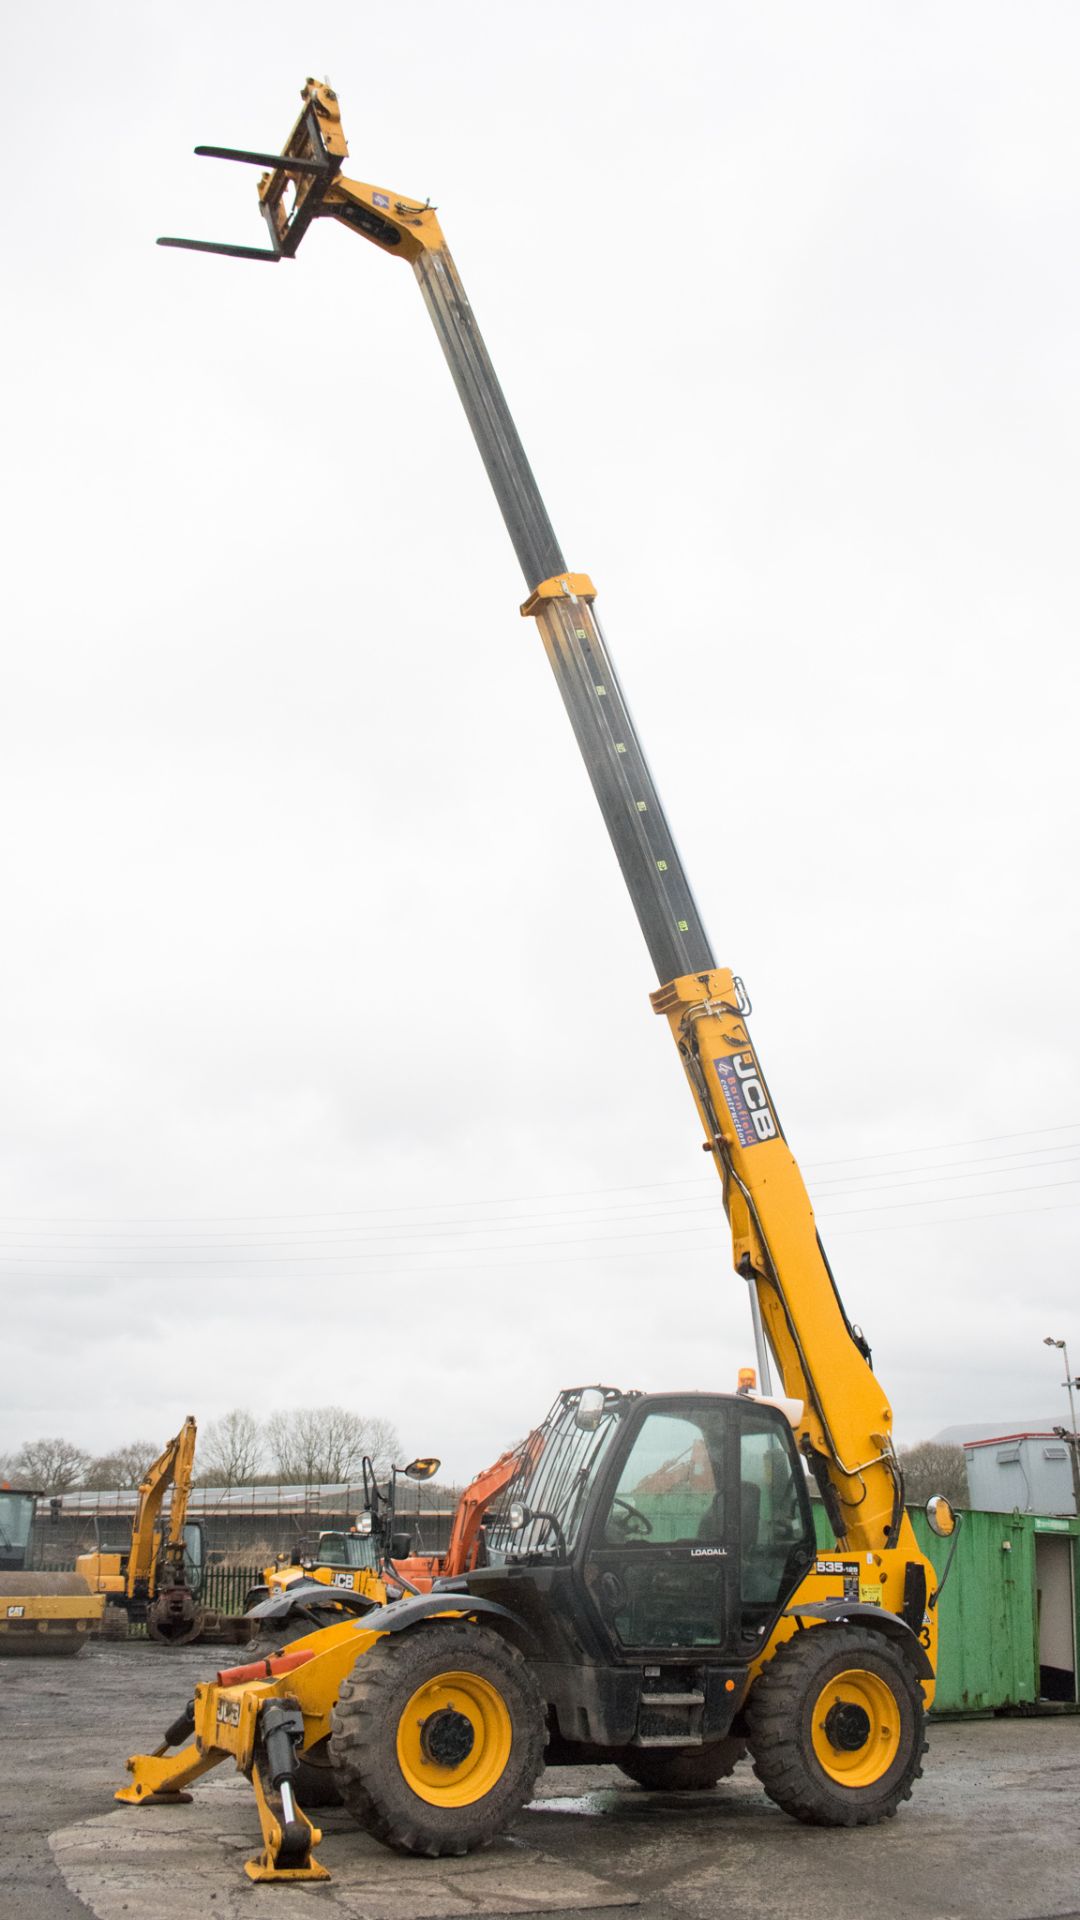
[0,1482,103,1656]
[117,83,959,1883]
[77,1417,246,1645]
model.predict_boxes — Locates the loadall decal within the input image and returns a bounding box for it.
[713,1050,779,1146]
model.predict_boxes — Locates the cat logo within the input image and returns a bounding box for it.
[6,1605,25,1619]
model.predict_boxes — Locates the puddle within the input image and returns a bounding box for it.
[528,1792,623,1817]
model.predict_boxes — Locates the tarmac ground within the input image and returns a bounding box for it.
[1,1640,1077,1920]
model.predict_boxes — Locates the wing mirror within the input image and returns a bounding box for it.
[403,1457,441,1481]
[925,1495,957,1537]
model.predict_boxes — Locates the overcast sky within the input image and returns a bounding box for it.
[1,4,1078,1482]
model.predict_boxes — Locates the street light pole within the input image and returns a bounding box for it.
[1043,1336,1080,1514]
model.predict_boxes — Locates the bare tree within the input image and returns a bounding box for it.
[84,1441,161,1490]
[900,1441,969,1508]
[265,1407,400,1485]
[13,1437,90,1493]
[197,1409,264,1487]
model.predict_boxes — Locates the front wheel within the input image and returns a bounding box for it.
[746,1625,926,1826]
[332,1622,545,1856]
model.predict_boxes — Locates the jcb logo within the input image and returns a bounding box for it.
[731,1052,777,1142]
[217,1698,242,1727]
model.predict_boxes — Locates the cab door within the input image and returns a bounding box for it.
[582,1402,738,1654]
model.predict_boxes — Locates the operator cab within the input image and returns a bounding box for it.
[481,1385,815,1660]
[313,1531,379,1572]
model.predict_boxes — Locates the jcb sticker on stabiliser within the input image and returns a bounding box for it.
[217,1698,242,1727]
[713,1050,778,1147]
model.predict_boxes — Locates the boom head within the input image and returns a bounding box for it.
[158,78,443,264]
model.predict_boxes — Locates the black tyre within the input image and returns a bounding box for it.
[294,1735,343,1809]
[331,1622,545,1856]
[247,1604,346,1655]
[746,1626,926,1826]
[618,1738,746,1791]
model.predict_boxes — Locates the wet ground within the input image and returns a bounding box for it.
[1,1640,1077,1920]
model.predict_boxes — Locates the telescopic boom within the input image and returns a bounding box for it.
[161,80,913,1560]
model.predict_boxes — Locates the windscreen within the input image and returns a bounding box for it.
[0,1492,33,1559]
[484,1386,633,1563]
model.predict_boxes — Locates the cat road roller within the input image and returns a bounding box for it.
[117,82,958,1883]
[0,1484,103,1656]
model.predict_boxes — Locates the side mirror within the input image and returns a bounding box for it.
[403,1457,441,1482]
[925,1495,957,1538]
[574,1389,606,1432]
[390,1531,413,1559]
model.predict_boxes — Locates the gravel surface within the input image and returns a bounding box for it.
[2,1640,1078,1920]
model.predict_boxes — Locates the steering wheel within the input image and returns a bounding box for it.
[611,1496,653,1537]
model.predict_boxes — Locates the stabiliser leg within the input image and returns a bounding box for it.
[245,1699,329,1884]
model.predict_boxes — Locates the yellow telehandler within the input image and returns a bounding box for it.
[244,1456,443,1638]
[117,83,959,1883]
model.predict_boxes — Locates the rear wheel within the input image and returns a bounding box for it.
[746,1626,926,1826]
[332,1622,545,1855]
[618,1738,745,1791]
[247,1601,358,1655]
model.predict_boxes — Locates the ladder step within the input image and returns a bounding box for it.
[641,1691,705,1706]
[634,1735,705,1748]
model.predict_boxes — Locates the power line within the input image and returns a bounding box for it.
[5,1195,1076,1286]
[2,1175,1077,1275]
[0,1143,1077,1254]
[0,1119,1075,1227]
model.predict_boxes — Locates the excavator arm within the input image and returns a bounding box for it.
[161,83,920,1562]
[126,1417,197,1597]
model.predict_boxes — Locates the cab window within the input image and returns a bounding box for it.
[604,1411,725,1544]
[739,1420,811,1607]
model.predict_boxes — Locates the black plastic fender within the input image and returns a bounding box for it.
[353,1589,535,1642]
[783,1601,934,1678]
[247,1580,376,1623]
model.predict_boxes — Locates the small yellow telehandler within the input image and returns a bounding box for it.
[117,83,960,1884]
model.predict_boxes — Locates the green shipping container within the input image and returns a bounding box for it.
[812,1506,1079,1714]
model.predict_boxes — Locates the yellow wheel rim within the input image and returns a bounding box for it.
[396,1669,513,1807]
[810,1667,902,1788]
